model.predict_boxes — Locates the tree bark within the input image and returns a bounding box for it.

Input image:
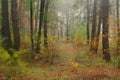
[66,11,69,41]
[116,0,120,68]
[11,0,20,51]
[101,0,111,62]
[1,0,12,54]
[95,3,102,54]
[44,0,50,48]
[86,0,90,45]
[36,0,45,53]
[34,0,39,33]
[89,0,97,54]
[30,0,34,51]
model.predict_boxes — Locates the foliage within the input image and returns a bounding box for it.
[75,50,120,67]
[73,25,87,46]
[0,48,28,76]
[0,0,120,79]
[69,60,79,73]
[35,35,58,64]
[0,48,11,63]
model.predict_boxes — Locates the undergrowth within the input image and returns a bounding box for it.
[75,50,119,68]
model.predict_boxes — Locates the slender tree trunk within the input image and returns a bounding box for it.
[11,0,20,51]
[95,16,101,54]
[116,0,120,68]
[30,0,34,51]
[58,28,60,40]
[95,3,102,54]
[66,12,69,41]
[1,0,12,54]
[44,0,50,48]
[89,0,97,54]
[60,27,63,40]
[34,0,39,33]
[18,0,23,28]
[53,25,56,37]
[36,0,45,53]
[101,0,111,62]
[86,0,90,45]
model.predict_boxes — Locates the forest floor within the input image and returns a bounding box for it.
[0,42,120,80]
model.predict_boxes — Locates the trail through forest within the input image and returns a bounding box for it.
[1,0,120,80]
[15,42,120,80]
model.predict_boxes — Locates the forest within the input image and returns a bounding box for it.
[0,0,120,80]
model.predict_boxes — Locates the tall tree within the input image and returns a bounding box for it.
[30,0,34,51]
[101,0,111,62]
[1,0,12,54]
[86,0,90,45]
[89,0,97,54]
[34,0,40,33]
[44,0,50,48]
[95,1,102,54]
[36,0,45,53]
[18,0,23,28]
[66,11,69,41]
[116,0,120,68]
[11,0,21,51]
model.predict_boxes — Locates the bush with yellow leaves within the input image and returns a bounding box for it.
[35,35,59,64]
[69,60,79,72]
[47,35,59,64]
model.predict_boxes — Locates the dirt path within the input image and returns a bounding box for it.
[58,42,77,62]
[47,42,120,80]
[13,42,120,80]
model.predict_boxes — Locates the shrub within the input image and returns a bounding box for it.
[34,35,59,64]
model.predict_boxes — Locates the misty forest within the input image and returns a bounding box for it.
[0,0,120,80]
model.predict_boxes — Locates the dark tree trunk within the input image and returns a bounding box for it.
[95,3,102,54]
[1,0,12,54]
[116,0,120,68]
[66,12,69,41]
[60,27,63,40]
[101,0,111,62]
[89,0,97,54]
[86,0,90,45]
[36,0,45,53]
[95,15,101,54]
[44,0,50,48]
[18,0,23,28]
[58,28,60,40]
[34,0,39,33]
[53,25,56,37]
[30,0,34,51]
[11,0,20,51]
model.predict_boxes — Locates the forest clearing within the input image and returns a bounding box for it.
[0,0,120,80]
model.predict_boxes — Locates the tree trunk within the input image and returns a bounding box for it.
[66,12,69,41]
[101,0,111,62]
[1,0,12,54]
[60,27,63,40]
[86,0,90,45]
[36,0,45,53]
[94,15,101,54]
[34,0,39,33]
[116,0,120,68]
[44,0,50,48]
[11,0,20,51]
[89,0,97,54]
[95,3,102,54]
[30,0,34,51]
[18,0,23,28]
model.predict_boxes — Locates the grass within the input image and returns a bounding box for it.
[0,42,120,80]
[75,50,119,68]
